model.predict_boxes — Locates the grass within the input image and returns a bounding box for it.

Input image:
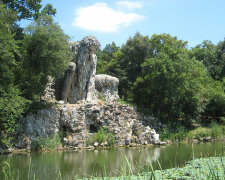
[86,127,115,146]
[30,133,62,151]
[160,123,225,142]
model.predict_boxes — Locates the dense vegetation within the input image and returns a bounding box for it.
[0,0,70,147]
[97,33,225,127]
[0,0,224,147]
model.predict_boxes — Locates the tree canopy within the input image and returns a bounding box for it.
[0,1,68,146]
[97,33,225,125]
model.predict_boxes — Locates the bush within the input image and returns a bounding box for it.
[87,127,115,146]
[210,123,224,138]
[160,126,188,141]
[31,134,62,151]
[203,80,225,123]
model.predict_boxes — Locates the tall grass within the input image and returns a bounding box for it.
[161,123,225,142]
[86,127,115,146]
[30,133,62,151]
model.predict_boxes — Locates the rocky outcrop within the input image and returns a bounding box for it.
[16,102,161,149]
[15,36,163,151]
[95,74,119,102]
[68,36,100,103]
[61,62,76,103]
[47,36,118,104]
[42,76,55,101]
[57,36,100,104]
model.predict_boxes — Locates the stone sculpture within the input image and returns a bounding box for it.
[60,36,100,103]
[15,35,164,150]
[95,74,119,102]
[61,62,76,103]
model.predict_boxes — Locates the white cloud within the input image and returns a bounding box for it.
[73,2,145,32]
[116,1,143,10]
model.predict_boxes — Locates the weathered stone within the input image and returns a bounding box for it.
[61,62,76,103]
[68,36,100,103]
[42,76,55,101]
[152,133,160,144]
[56,36,100,104]
[203,137,212,142]
[16,102,162,149]
[160,142,166,146]
[58,100,65,105]
[125,137,132,145]
[95,74,119,102]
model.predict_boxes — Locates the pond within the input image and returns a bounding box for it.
[0,142,224,179]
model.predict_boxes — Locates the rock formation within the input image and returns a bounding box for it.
[16,102,161,149]
[95,74,119,102]
[59,36,100,104]
[42,76,55,101]
[61,62,76,103]
[14,36,163,151]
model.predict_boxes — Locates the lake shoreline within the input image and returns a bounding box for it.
[1,138,224,155]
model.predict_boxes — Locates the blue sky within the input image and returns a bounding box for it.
[24,0,225,48]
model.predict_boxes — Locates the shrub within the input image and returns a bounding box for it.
[87,127,115,146]
[31,133,62,151]
[210,123,223,138]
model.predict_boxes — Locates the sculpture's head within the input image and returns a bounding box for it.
[80,36,100,53]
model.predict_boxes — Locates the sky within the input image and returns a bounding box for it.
[22,0,225,48]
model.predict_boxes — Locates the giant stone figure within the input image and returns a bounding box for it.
[61,36,100,103]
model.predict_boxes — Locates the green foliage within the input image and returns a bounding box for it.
[133,34,210,124]
[87,127,115,146]
[210,122,225,138]
[0,5,31,145]
[20,15,71,100]
[31,134,62,151]
[96,91,106,101]
[0,88,30,141]
[190,40,219,79]
[216,39,225,80]
[160,124,189,141]
[97,33,225,126]
[117,98,129,105]
[203,80,225,122]
[41,4,56,16]
[161,123,225,142]
[187,127,211,140]
[97,42,120,74]
[1,0,56,20]
[191,39,225,81]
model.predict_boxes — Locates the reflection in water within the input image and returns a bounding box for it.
[0,142,224,179]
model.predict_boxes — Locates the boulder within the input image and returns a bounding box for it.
[95,74,119,102]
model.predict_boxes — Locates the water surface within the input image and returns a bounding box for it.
[0,142,224,179]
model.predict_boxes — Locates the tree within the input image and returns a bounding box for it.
[97,42,120,74]
[105,32,150,100]
[1,0,56,20]
[20,15,71,100]
[0,4,30,144]
[1,0,56,41]
[120,33,151,84]
[41,4,56,16]
[216,38,225,80]
[190,40,219,79]
[133,34,211,124]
